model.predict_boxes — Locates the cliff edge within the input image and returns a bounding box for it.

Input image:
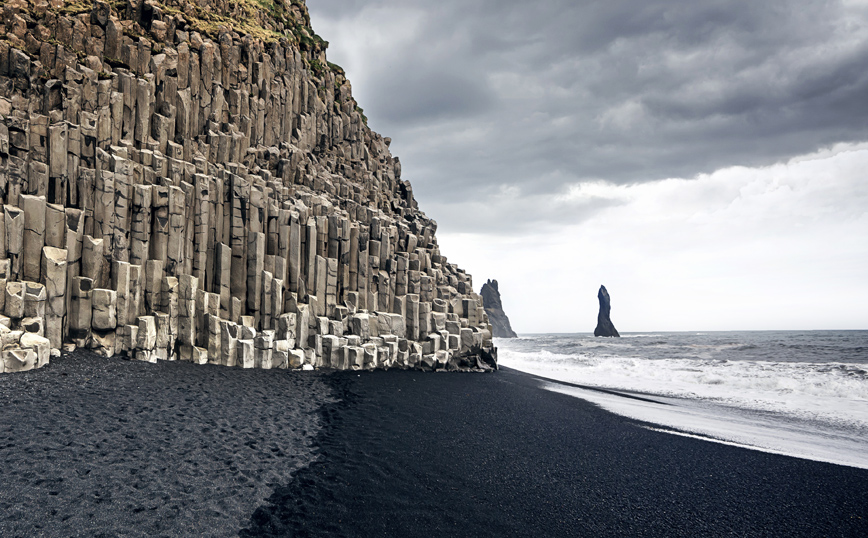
[0,0,496,373]
[480,279,517,338]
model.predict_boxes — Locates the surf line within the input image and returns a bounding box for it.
[525,371,673,406]
[644,427,796,457]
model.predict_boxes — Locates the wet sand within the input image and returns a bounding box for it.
[2,354,866,537]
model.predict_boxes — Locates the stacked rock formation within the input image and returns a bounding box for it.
[0,0,496,374]
[593,285,619,337]
[480,279,516,338]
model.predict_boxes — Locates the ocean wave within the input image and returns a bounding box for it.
[498,348,868,428]
[618,334,665,338]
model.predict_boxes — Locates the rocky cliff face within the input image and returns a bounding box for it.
[594,285,619,337]
[480,279,516,338]
[0,0,496,374]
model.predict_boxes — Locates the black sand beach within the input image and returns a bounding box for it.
[0,352,332,537]
[2,353,866,537]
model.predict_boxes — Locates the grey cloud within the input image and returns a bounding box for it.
[308,0,868,230]
[423,188,626,236]
[370,69,495,123]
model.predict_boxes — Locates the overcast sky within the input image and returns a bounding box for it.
[308,0,868,332]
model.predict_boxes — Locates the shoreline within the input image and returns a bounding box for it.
[496,331,868,472]
[2,353,866,537]
[245,366,868,537]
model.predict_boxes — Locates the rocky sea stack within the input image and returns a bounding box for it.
[480,279,516,338]
[0,0,496,374]
[593,285,619,337]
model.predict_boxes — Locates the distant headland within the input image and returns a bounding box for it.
[481,279,517,338]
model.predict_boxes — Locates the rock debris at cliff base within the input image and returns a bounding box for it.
[0,0,496,374]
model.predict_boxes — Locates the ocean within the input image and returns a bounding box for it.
[497,331,868,469]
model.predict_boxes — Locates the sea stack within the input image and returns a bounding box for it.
[594,285,620,337]
[0,0,496,374]
[480,279,517,338]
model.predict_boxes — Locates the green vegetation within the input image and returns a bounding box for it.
[355,105,368,126]
[252,0,287,24]
[309,58,326,78]
[102,55,130,70]
[57,1,93,16]
[290,22,328,52]
[41,1,349,94]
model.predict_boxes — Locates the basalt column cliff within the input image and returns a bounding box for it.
[0,0,496,373]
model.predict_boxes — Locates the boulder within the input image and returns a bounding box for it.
[2,348,36,373]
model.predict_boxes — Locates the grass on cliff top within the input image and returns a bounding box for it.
[44,0,345,94]
[49,0,295,44]
[252,0,284,20]
[158,0,284,43]
[170,0,327,49]
[47,0,327,50]
[57,1,93,16]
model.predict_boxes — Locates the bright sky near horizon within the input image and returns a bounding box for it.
[307,0,868,332]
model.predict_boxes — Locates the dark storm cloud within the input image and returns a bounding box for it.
[370,69,494,123]
[308,0,868,232]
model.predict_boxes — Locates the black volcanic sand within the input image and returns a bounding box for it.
[0,350,333,537]
[243,367,868,538]
[2,358,867,537]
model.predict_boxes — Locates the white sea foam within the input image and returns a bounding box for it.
[499,341,868,468]
[614,334,666,338]
[499,348,868,427]
[543,382,868,469]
